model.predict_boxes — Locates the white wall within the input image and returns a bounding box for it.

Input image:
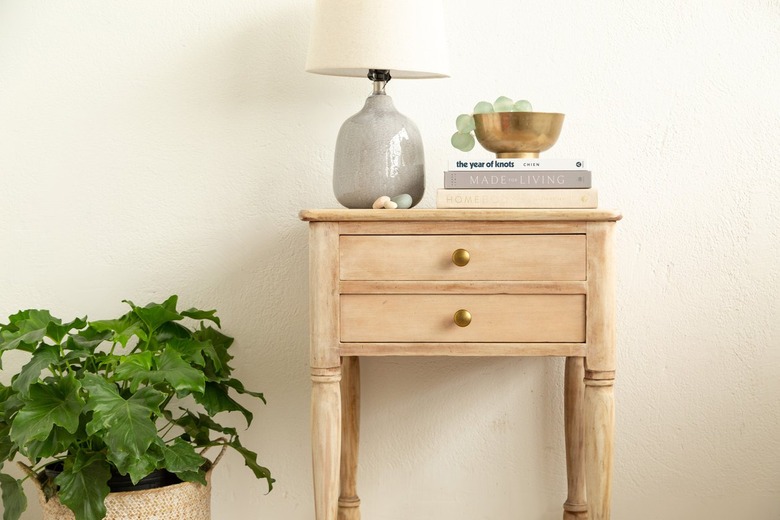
[1,1,778,519]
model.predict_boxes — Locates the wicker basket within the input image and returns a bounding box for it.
[20,446,226,520]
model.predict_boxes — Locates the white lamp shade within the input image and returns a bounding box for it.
[306,0,449,79]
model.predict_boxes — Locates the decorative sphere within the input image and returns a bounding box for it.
[473,101,494,114]
[493,96,514,112]
[455,114,475,133]
[451,131,475,152]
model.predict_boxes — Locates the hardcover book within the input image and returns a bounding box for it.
[444,170,591,189]
[435,188,598,209]
[448,158,587,171]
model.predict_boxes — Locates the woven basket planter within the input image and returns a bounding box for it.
[20,446,225,520]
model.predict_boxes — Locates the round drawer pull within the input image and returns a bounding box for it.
[453,309,472,327]
[451,248,470,267]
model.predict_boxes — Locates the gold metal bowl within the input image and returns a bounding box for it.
[473,112,565,158]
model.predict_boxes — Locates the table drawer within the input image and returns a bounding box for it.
[341,294,585,343]
[340,235,586,281]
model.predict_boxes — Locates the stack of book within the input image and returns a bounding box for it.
[435,158,596,209]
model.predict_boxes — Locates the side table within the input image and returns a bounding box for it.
[300,209,621,520]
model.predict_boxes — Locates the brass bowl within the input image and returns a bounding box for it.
[473,112,565,158]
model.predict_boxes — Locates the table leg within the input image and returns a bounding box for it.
[339,357,361,520]
[563,357,588,520]
[312,366,342,520]
[583,372,615,520]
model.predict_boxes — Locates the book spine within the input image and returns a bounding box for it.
[435,189,598,209]
[448,158,587,171]
[444,170,591,189]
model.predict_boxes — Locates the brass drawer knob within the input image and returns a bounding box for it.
[451,248,470,267]
[453,309,472,327]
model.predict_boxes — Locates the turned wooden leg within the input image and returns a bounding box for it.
[563,357,588,520]
[338,357,361,520]
[312,366,342,520]
[583,372,614,520]
[583,221,617,519]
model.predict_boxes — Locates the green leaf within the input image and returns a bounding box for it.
[228,440,274,491]
[90,312,147,347]
[10,377,84,446]
[196,325,234,353]
[0,472,27,520]
[24,425,77,460]
[162,438,207,475]
[168,410,212,445]
[174,469,208,486]
[0,309,56,358]
[46,317,87,344]
[225,378,266,403]
[55,451,110,520]
[155,321,192,343]
[190,411,238,438]
[121,351,155,372]
[180,307,221,328]
[112,352,154,392]
[194,326,234,380]
[0,384,24,420]
[114,348,205,395]
[170,409,238,447]
[166,338,208,367]
[83,374,164,459]
[195,382,253,426]
[0,425,18,462]
[126,296,183,334]
[11,343,59,398]
[200,345,226,381]
[108,447,161,484]
[156,348,206,394]
[65,326,113,352]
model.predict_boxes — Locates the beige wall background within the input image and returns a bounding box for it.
[1,0,778,518]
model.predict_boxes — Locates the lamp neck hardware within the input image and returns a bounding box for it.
[368,69,391,95]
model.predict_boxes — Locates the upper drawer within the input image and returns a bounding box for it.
[339,234,586,281]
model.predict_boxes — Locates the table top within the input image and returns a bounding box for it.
[299,208,622,222]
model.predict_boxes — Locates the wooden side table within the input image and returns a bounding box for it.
[300,209,621,520]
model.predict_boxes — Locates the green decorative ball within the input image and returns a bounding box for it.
[455,114,475,133]
[493,96,514,112]
[451,131,475,152]
[473,101,494,114]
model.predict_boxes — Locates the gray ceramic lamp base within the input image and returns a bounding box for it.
[333,92,424,209]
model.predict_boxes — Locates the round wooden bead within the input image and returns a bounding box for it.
[372,196,390,209]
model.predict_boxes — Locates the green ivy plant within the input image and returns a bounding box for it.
[0,295,273,520]
[450,96,533,152]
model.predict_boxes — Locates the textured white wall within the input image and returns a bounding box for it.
[1,0,778,519]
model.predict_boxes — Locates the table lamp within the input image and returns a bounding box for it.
[306,0,449,209]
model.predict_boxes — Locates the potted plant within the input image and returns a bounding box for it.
[0,295,273,520]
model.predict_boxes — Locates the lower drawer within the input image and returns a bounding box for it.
[340,294,585,343]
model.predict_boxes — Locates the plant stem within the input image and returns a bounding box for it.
[159,420,177,440]
[30,455,67,475]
